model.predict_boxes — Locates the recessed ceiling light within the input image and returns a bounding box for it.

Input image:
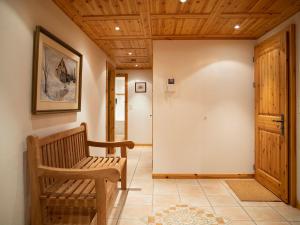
[115,26,120,31]
[135,64,138,67]
[234,24,240,30]
[179,0,187,3]
[128,52,132,55]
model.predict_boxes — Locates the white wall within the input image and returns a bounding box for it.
[117,70,153,144]
[0,1,108,224]
[153,40,255,174]
[257,11,300,202]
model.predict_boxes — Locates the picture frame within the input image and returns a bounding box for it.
[32,26,83,114]
[135,82,147,93]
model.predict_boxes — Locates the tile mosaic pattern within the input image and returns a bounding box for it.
[147,204,229,225]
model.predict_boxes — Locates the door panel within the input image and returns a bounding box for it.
[254,31,288,202]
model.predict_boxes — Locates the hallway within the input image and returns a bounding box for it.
[107,147,300,225]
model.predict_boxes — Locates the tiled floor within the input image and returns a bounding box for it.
[107,147,300,225]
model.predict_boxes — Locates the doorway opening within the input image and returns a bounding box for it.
[115,73,128,141]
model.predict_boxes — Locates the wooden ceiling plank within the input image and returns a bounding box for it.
[200,0,227,34]
[136,0,152,38]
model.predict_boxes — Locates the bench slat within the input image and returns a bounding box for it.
[41,156,124,203]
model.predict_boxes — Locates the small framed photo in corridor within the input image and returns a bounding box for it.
[135,82,147,93]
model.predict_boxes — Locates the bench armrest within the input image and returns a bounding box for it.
[37,166,120,182]
[88,140,134,157]
[87,140,135,149]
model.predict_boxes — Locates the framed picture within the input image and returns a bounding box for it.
[32,26,83,114]
[135,82,147,93]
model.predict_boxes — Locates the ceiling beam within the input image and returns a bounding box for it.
[82,14,140,21]
[115,56,149,58]
[221,12,280,18]
[150,12,280,19]
[151,14,209,19]
[152,35,256,40]
[95,36,147,40]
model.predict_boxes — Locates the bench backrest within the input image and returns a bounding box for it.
[28,123,89,191]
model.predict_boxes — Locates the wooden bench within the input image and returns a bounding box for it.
[27,123,134,225]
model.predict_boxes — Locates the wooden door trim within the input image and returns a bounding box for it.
[106,61,116,143]
[287,24,296,207]
[116,73,128,140]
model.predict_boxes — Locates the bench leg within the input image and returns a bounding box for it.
[95,179,107,225]
[121,162,127,190]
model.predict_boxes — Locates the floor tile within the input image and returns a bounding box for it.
[124,192,152,206]
[239,201,269,207]
[176,179,199,185]
[153,194,180,206]
[244,207,286,222]
[119,205,152,219]
[214,207,251,220]
[229,222,256,225]
[207,195,239,206]
[273,206,300,221]
[180,195,211,206]
[117,219,145,225]
[267,202,288,207]
[153,183,178,195]
[255,222,290,225]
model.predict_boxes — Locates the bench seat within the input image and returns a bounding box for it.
[40,157,126,207]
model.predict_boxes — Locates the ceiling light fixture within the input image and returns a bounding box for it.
[128,52,132,55]
[234,24,240,30]
[115,26,120,31]
[179,0,187,3]
[135,64,138,67]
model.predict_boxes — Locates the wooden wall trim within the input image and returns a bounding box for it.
[288,24,297,207]
[135,144,152,147]
[152,174,255,179]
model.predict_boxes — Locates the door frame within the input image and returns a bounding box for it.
[116,73,129,140]
[106,61,115,153]
[287,24,296,207]
[254,24,296,206]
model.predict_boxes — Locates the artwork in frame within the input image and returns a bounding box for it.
[32,26,82,114]
[135,82,147,93]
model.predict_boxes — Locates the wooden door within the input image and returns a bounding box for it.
[106,62,116,154]
[254,31,289,202]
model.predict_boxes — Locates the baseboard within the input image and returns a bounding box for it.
[152,173,255,179]
[135,144,152,147]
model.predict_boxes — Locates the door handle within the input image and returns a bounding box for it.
[272,115,284,135]
[272,119,284,123]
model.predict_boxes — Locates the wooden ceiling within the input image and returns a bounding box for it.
[53,0,300,69]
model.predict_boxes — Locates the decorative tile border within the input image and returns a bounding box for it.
[145,204,230,225]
